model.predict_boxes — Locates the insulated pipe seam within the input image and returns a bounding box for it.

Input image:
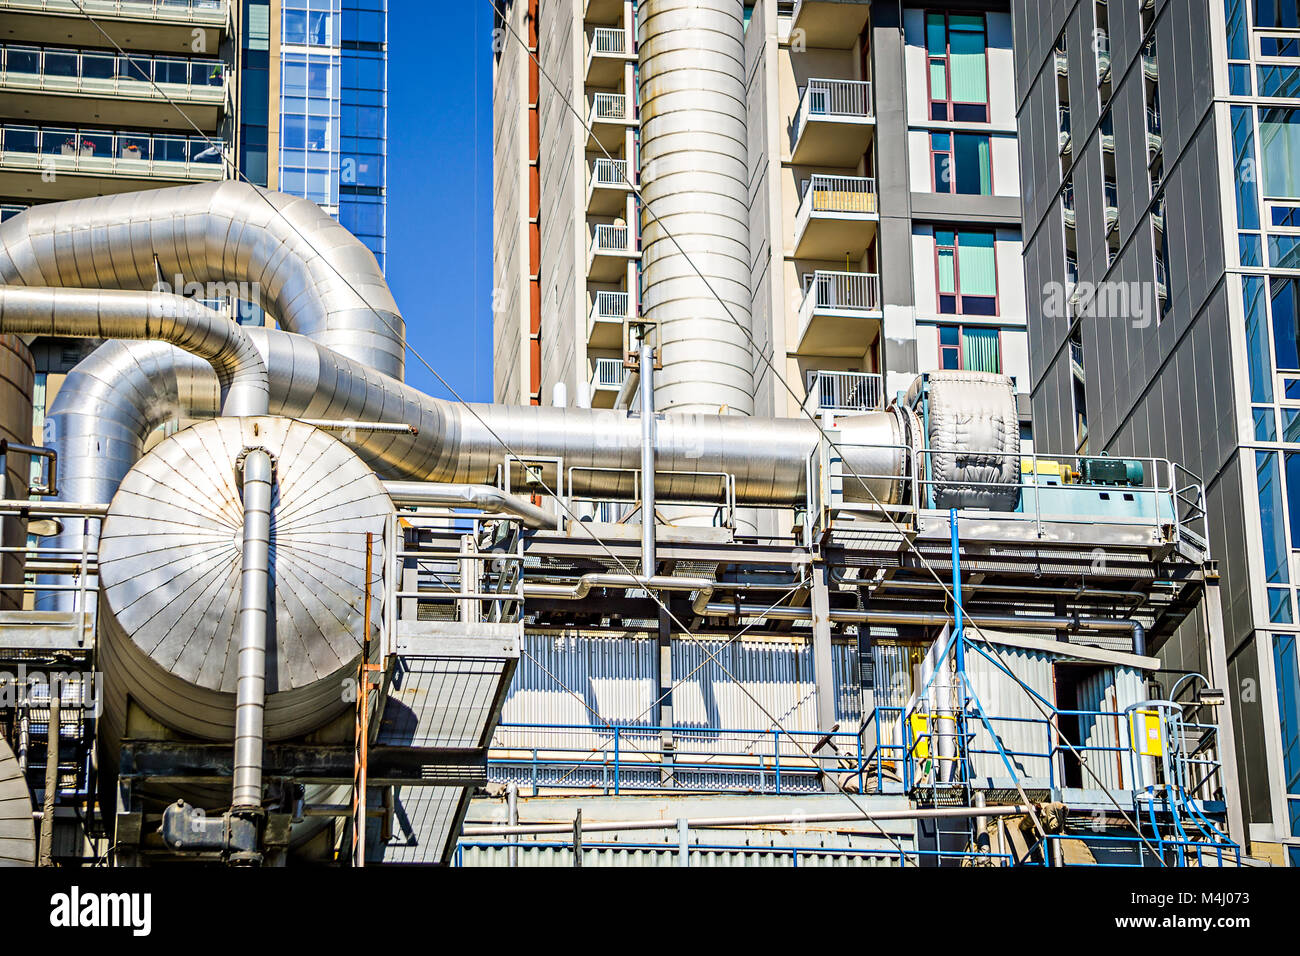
[0,286,269,417]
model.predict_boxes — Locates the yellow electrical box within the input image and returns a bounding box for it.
[1130,709,1164,757]
[909,713,931,760]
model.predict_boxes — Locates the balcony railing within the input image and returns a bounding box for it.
[801,270,881,314]
[592,157,628,188]
[0,43,226,94]
[0,0,226,16]
[590,91,630,122]
[800,174,877,215]
[807,370,883,412]
[591,223,631,253]
[592,357,627,390]
[0,124,223,172]
[592,290,630,322]
[591,26,627,55]
[792,78,872,148]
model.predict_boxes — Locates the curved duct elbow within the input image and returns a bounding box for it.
[638,0,754,415]
[0,182,404,380]
[0,286,268,417]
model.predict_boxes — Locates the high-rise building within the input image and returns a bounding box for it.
[0,0,386,441]
[238,0,387,269]
[0,0,237,439]
[1010,0,1299,865]
[492,0,1032,440]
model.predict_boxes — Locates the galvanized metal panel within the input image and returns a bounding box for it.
[367,786,462,865]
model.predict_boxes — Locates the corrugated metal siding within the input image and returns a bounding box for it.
[1074,666,1146,791]
[962,641,1055,784]
[455,843,902,867]
[832,640,863,731]
[671,637,816,749]
[498,634,657,751]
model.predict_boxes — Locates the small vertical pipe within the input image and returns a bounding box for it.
[949,508,967,788]
[677,818,689,867]
[38,686,58,866]
[573,808,583,868]
[507,783,519,868]
[639,337,656,575]
[232,448,273,811]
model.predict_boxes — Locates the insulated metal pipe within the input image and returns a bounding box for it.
[0,182,405,379]
[462,803,1039,838]
[639,339,657,571]
[696,603,1151,652]
[383,481,558,530]
[43,328,917,513]
[638,0,754,415]
[232,447,273,811]
[0,286,269,416]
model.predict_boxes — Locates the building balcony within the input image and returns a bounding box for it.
[587,290,630,351]
[790,78,874,166]
[1058,107,1071,155]
[0,0,228,52]
[1070,338,1085,380]
[587,157,633,215]
[587,91,636,152]
[587,222,639,282]
[1146,107,1162,158]
[0,123,223,200]
[589,356,628,409]
[804,369,883,414]
[790,1,870,50]
[793,174,877,260]
[1054,47,1068,77]
[0,44,228,131]
[795,270,881,357]
[585,25,633,86]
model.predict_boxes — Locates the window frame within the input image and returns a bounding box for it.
[934,228,1000,316]
[924,10,991,123]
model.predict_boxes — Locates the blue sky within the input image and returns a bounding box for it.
[386,1,495,402]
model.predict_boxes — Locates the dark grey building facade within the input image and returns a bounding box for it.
[1011,0,1300,864]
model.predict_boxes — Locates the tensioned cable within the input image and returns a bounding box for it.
[60,0,924,861]
[485,0,1175,859]
[64,0,1157,862]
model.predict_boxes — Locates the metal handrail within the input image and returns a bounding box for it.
[0,124,223,171]
[792,78,873,151]
[800,270,881,313]
[590,26,627,56]
[0,0,226,16]
[591,290,629,321]
[799,174,878,214]
[590,91,629,122]
[807,370,883,412]
[591,157,628,188]
[0,44,227,94]
[591,357,627,389]
[592,223,630,253]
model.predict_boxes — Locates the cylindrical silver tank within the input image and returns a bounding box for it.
[0,733,34,866]
[0,334,33,611]
[96,417,394,745]
[638,0,754,415]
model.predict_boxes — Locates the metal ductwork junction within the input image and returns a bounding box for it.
[637,0,755,416]
[96,417,390,746]
[0,186,1034,867]
[0,181,406,380]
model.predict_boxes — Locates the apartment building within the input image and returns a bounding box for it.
[493,0,1032,434]
[238,0,388,269]
[0,0,386,449]
[1010,0,1299,865]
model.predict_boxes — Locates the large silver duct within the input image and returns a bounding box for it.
[0,182,405,380]
[96,417,391,744]
[637,0,755,415]
[42,329,913,514]
[0,286,268,417]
